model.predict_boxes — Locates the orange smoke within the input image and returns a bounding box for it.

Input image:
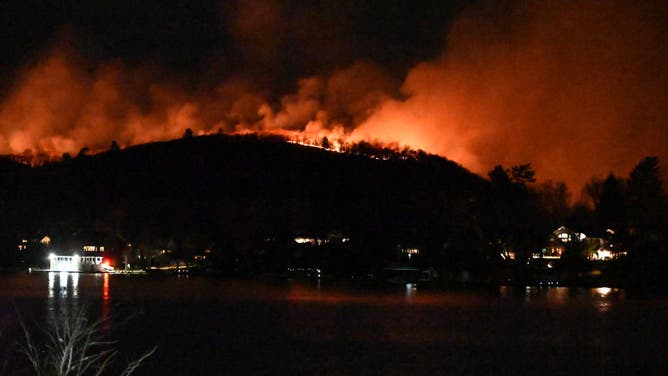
[1,1,667,194]
[0,47,206,157]
[355,1,668,192]
[0,45,395,161]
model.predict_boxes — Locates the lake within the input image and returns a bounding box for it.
[1,272,667,375]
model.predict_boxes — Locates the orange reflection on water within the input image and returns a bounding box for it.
[592,287,622,313]
[282,282,487,307]
[103,273,110,301]
[101,273,110,326]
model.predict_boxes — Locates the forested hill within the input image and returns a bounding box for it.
[1,134,490,259]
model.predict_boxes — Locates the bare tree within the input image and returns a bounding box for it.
[17,307,155,376]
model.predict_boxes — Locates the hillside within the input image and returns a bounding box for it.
[1,134,490,270]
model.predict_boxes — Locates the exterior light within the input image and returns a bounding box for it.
[294,237,316,244]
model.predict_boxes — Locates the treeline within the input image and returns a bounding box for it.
[580,157,668,285]
[482,156,668,286]
[289,134,441,162]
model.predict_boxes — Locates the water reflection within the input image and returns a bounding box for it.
[47,272,80,325]
[103,273,110,301]
[500,285,625,313]
[405,283,417,302]
[1,275,663,375]
[59,271,68,295]
[48,272,55,298]
[102,273,110,328]
[591,287,624,313]
[595,287,612,297]
[71,272,79,298]
[45,272,112,325]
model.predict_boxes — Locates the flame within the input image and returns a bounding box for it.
[0,49,398,164]
[0,0,666,194]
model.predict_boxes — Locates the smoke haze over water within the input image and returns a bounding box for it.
[1,0,666,192]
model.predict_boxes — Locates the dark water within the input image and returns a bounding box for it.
[2,273,668,375]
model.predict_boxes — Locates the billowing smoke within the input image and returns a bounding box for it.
[0,43,395,157]
[0,0,666,193]
[0,47,206,156]
[354,0,668,192]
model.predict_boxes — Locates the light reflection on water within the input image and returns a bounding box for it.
[71,272,79,298]
[2,274,665,375]
[498,284,625,313]
[45,272,111,326]
[405,283,417,302]
[4,273,631,317]
[591,286,624,313]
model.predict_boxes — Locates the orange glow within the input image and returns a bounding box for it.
[102,272,110,300]
[101,272,110,329]
[0,1,666,192]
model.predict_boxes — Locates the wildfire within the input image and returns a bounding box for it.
[241,122,348,153]
[0,0,666,193]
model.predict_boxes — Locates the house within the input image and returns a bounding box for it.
[534,226,626,261]
[584,236,626,260]
[48,253,114,272]
[534,226,586,259]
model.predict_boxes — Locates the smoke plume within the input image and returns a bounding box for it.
[355,0,668,191]
[0,0,666,193]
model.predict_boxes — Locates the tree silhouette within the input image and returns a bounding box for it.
[509,163,536,186]
[77,147,90,158]
[536,180,571,227]
[584,176,605,208]
[485,164,546,261]
[628,156,663,202]
[110,140,121,153]
[488,165,512,187]
[627,156,666,250]
[595,173,628,239]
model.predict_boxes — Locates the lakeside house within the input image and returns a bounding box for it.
[46,239,112,272]
[533,226,626,261]
[535,226,586,259]
[48,253,114,273]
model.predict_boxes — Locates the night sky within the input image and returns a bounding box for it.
[1,0,667,193]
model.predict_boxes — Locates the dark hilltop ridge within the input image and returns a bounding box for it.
[1,134,488,273]
[2,134,667,288]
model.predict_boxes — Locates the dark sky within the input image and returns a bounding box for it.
[0,0,465,91]
[0,0,667,195]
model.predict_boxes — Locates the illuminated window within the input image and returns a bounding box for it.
[557,233,571,242]
[294,237,316,244]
